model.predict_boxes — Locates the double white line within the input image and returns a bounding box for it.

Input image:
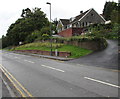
[0,64,33,97]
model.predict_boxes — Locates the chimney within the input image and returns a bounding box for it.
[80,11,83,14]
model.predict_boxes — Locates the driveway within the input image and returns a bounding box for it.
[68,40,119,70]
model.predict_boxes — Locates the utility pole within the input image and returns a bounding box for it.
[46,2,52,56]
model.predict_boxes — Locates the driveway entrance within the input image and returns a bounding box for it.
[68,40,118,70]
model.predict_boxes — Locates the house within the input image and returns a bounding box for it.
[57,8,106,37]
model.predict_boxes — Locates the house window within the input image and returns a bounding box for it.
[79,22,81,27]
[87,22,90,26]
[78,22,80,27]
[70,24,72,27]
[86,22,88,26]
[64,25,67,29]
[82,22,84,27]
[91,13,94,16]
[89,22,92,25]
[73,24,76,27]
[67,25,69,29]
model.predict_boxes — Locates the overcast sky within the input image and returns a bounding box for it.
[0,0,118,38]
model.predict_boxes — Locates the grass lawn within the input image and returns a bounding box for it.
[57,45,92,58]
[13,42,93,58]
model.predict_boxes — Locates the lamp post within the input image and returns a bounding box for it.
[46,2,52,56]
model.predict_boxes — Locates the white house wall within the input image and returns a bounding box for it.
[57,20,64,33]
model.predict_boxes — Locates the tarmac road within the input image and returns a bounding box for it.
[0,50,119,97]
[68,40,119,70]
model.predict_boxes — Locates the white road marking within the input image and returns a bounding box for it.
[7,53,15,55]
[14,57,20,59]
[41,65,65,72]
[24,60,34,64]
[84,77,120,88]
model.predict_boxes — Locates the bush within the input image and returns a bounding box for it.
[25,30,40,43]
[16,42,64,50]
[87,23,119,40]
[40,27,50,36]
[42,34,50,40]
[53,35,104,42]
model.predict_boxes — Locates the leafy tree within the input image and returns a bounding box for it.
[25,31,40,43]
[0,38,2,49]
[42,34,50,40]
[110,10,119,23]
[21,8,32,18]
[4,7,49,47]
[2,35,9,48]
[103,1,118,21]
[40,27,50,36]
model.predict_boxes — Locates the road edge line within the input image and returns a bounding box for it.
[0,64,33,97]
[1,67,26,97]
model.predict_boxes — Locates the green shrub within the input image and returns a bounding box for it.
[25,30,40,43]
[15,42,64,50]
[42,34,50,40]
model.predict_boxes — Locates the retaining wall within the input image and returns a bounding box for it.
[15,50,71,57]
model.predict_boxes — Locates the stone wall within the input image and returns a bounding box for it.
[53,38,107,51]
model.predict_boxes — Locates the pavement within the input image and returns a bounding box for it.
[12,51,73,61]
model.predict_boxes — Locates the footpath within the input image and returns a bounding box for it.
[12,51,73,61]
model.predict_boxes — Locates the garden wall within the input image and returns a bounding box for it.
[63,41,103,51]
[58,28,83,37]
[36,37,107,51]
[51,37,107,51]
[15,50,71,57]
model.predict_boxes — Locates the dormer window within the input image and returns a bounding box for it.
[70,17,75,22]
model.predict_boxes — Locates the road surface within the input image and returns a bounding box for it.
[0,50,119,97]
[68,40,118,70]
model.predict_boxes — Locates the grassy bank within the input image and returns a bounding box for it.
[13,42,92,58]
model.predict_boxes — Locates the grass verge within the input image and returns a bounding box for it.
[13,42,93,58]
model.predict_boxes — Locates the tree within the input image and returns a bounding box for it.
[25,30,40,43]
[42,34,50,40]
[2,35,9,48]
[110,10,119,23]
[40,27,50,36]
[5,7,49,46]
[103,1,118,21]
[21,8,32,18]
